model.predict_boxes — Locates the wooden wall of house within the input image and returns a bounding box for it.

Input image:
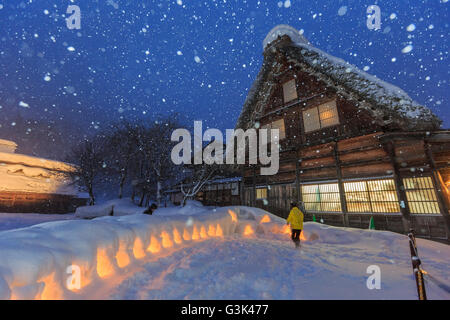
[0,192,87,214]
[239,53,450,240]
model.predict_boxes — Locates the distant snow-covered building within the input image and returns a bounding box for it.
[0,139,17,154]
[0,139,87,213]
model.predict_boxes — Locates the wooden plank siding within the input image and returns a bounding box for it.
[0,192,87,214]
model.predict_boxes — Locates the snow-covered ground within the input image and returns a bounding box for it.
[0,212,75,232]
[0,203,449,300]
[108,223,450,300]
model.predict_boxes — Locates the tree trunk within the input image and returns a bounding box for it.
[139,191,145,207]
[156,180,162,205]
[89,188,95,206]
[118,173,126,199]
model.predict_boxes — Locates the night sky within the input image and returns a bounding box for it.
[0,0,448,140]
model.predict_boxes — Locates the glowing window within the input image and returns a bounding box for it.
[256,188,268,200]
[303,100,339,133]
[403,177,440,214]
[261,119,286,141]
[283,79,298,103]
[301,183,342,212]
[344,179,400,213]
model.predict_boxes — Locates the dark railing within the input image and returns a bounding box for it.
[407,229,427,300]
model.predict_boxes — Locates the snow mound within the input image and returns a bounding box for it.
[75,199,147,219]
[155,200,211,216]
[75,203,114,219]
[0,206,239,299]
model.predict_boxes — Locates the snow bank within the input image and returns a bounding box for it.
[0,206,241,299]
[1,205,448,300]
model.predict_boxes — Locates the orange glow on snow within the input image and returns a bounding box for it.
[200,225,208,239]
[96,248,115,278]
[147,235,162,253]
[183,228,191,241]
[300,232,307,241]
[260,215,271,223]
[38,272,63,300]
[192,226,200,240]
[282,225,291,234]
[161,231,174,248]
[208,224,216,237]
[243,225,254,236]
[228,209,237,222]
[216,224,224,237]
[116,243,131,268]
[133,238,146,259]
[173,228,183,244]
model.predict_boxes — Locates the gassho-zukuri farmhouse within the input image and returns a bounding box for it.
[233,25,450,241]
[0,139,87,213]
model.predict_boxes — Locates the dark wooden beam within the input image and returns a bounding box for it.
[334,142,349,227]
[425,143,450,240]
[383,141,411,234]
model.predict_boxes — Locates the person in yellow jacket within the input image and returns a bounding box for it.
[286,202,304,248]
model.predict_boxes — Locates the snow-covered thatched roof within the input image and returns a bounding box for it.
[0,139,18,154]
[237,26,441,131]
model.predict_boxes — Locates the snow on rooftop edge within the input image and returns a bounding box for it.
[263,25,310,50]
[0,139,17,147]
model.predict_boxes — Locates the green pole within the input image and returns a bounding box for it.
[369,216,376,230]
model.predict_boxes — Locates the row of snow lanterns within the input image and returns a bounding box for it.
[33,210,296,299]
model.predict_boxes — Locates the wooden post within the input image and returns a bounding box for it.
[384,141,411,234]
[425,143,450,240]
[252,165,257,207]
[334,142,349,227]
[295,155,302,203]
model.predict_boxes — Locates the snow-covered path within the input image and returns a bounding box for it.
[102,230,449,300]
[1,203,448,300]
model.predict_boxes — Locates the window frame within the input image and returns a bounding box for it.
[256,187,268,200]
[344,179,401,214]
[301,182,342,213]
[302,99,340,134]
[282,79,298,104]
[403,177,441,215]
[261,118,286,141]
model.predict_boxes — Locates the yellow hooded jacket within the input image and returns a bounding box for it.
[287,207,304,230]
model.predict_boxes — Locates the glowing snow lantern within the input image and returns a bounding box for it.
[300,232,307,241]
[38,272,63,300]
[228,209,238,222]
[216,224,224,237]
[183,228,191,241]
[192,226,200,240]
[133,238,146,259]
[147,235,162,253]
[161,231,174,248]
[260,215,271,223]
[115,242,131,268]
[207,224,216,237]
[96,248,115,278]
[200,225,208,239]
[173,228,183,244]
[243,225,254,236]
[282,225,291,234]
